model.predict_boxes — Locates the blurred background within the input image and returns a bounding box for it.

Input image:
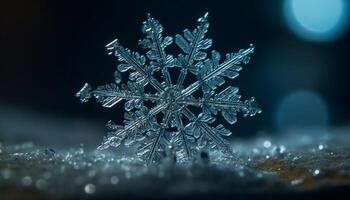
[0,0,349,149]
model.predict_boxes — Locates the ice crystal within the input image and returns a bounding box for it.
[76,12,261,163]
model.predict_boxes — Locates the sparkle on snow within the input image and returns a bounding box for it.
[76,12,261,163]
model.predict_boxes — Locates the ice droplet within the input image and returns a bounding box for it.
[22,176,32,186]
[313,169,320,176]
[318,144,324,150]
[279,145,286,154]
[125,172,131,179]
[36,179,48,190]
[88,169,96,177]
[1,169,11,179]
[110,176,119,184]
[263,140,271,148]
[291,178,303,185]
[84,183,96,194]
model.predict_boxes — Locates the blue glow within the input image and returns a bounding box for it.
[284,0,349,41]
[276,90,329,130]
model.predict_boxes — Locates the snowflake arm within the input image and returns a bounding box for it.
[178,86,261,124]
[76,83,160,108]
[137,126,167,164]
[139,14,174,87]
[97,103,167,150]
[182,108,232,154]
[137,109,174,163]
[170,113,192,161]
[106,39,164,92]
[179,44,255,98]
[175,12,212,87]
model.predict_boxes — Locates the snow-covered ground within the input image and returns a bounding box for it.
[1,129,350,199]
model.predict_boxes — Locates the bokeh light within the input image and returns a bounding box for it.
[276,90,329,131]
[284,0,349,42]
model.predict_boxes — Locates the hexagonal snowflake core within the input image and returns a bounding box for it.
[161,87,182,111]
[76,12,261,163]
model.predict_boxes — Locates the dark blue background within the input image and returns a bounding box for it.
[1,0,349,145]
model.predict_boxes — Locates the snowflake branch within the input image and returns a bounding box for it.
[174,113,191,160]
[146,127,165,164]
[77,83,161,108]
[139,14,174,87]
[175,12,211,87]
[178,96,261,122]
[179,44,255,98]
[162,109,172,126]
[97,103,167,150]
[136,109,173,163]
[106,39,165,92]
[178,97,246,109]
[92,87,160,108]
[181,107,232,154]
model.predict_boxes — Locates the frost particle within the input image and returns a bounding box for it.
[84,183,96,194]
[22,176,32,186]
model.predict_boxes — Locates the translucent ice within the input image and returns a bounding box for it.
[76,13,261,163]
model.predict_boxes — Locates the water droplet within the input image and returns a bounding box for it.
[88,170,96,177]
[84,183,96,194]
[1,169,11,179]
[43,172,51,179]
[125,172,131,179]
[318,144,324,150]
[36,179,48,190]
[110,176,119,184]
[263,140,271,148]
[313,169,320,176]
[279,145,286,154]
[22,176,32,186]
[238,171,245,177]
[291,178,303,185]
[253,148,259,154]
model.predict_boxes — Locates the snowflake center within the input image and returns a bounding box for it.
[161,86,182,111]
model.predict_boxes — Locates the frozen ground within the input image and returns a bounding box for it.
[1,128,350,199]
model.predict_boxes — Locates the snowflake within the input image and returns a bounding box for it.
[76,12,261,163]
